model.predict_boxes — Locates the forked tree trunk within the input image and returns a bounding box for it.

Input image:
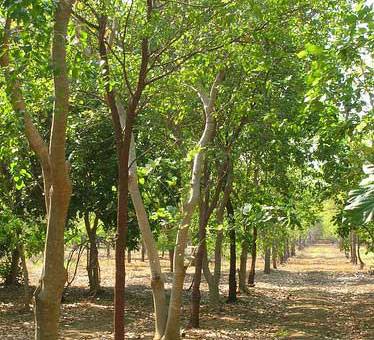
[84,213,100,296]
[247,226,257,286]
[202,163,232,308]
[98,14,149,337]
[227,199,236,303]
[264,247,271,274]
[238,240,249,293]
[119,103,167,338]
[190,158,229,326]
[1,3,74,336]
[162,71,225,340]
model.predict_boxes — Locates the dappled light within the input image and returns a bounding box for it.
[0,0,373,339]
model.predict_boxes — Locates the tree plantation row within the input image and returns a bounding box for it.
[0,1,373,339]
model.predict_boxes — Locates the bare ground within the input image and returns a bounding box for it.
[1,243,373,339]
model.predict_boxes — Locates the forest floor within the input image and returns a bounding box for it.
[1,243,374,339]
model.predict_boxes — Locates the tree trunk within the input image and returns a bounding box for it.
[227,199,236,303]
[202,163,232,308]
[190,158,230,326]
[127,250,132,263]
[189,197,208,328]
[247,226,257,286]
[285,239,290,260]
[168,248,174,273]
[4,248,20,286]
[350,231,358,265]
[162,71,225,340]
[1,3,74,338]
[357,236,365,269]
[85,214,101,296]
[298,236,303,251]
[33,2,74,338]
[98,14,147,338]
[126,128,167,339]
[264,247,271,274]
[19,244,31,311]
[107,245,111,258]
[238,240,249,293]
[291,241,296,257]
[141,241,146,262]
[272,242,277,269]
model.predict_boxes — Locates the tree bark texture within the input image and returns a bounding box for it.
[272,242,277,269]
[227,199,237,303]
[4,248,20,286]
[238,240,249,293]
[84,213,101,296]
[264,247,271,274]
[162,71,225,340]
[247,226,257,285]
[0,2,75,338]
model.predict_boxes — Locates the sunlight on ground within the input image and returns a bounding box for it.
[1,243,373,339]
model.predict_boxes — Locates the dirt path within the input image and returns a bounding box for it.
[1,243,373,339]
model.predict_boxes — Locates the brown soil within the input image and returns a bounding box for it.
[1,243,373,339]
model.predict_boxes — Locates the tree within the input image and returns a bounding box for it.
[1,0,75,337]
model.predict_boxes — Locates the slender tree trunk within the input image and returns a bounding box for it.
[19,244,31,311]
[291,241,296,257]
[106,243,111,258]
[190,158,230,326]
[126,126,167,339]
[238,240,249,293]
[99,14,147,338]
[350,231,358,265]
[264,247,271,274]
[298,236,303,251]
[189,197,208,328]
[127,250,132,263]
[89,238,100,295]
[162,71,225,340]
[211,229,224,306]
[141,241,146,262]
[85,214,101,296]
[247,226,257,285]
[202,162,232,308]
[272,242,277,269]
[285,239,290,260]
[227,199,236,303]
[4,248,20,286]
[357,236,365,269]
[168,248,174,273]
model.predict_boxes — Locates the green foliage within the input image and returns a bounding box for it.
[344,164,374,225]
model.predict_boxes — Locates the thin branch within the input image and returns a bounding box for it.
[71,9,99,30]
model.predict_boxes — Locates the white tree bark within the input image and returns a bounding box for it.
[162,70,225,340]
[117,101,167,339]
